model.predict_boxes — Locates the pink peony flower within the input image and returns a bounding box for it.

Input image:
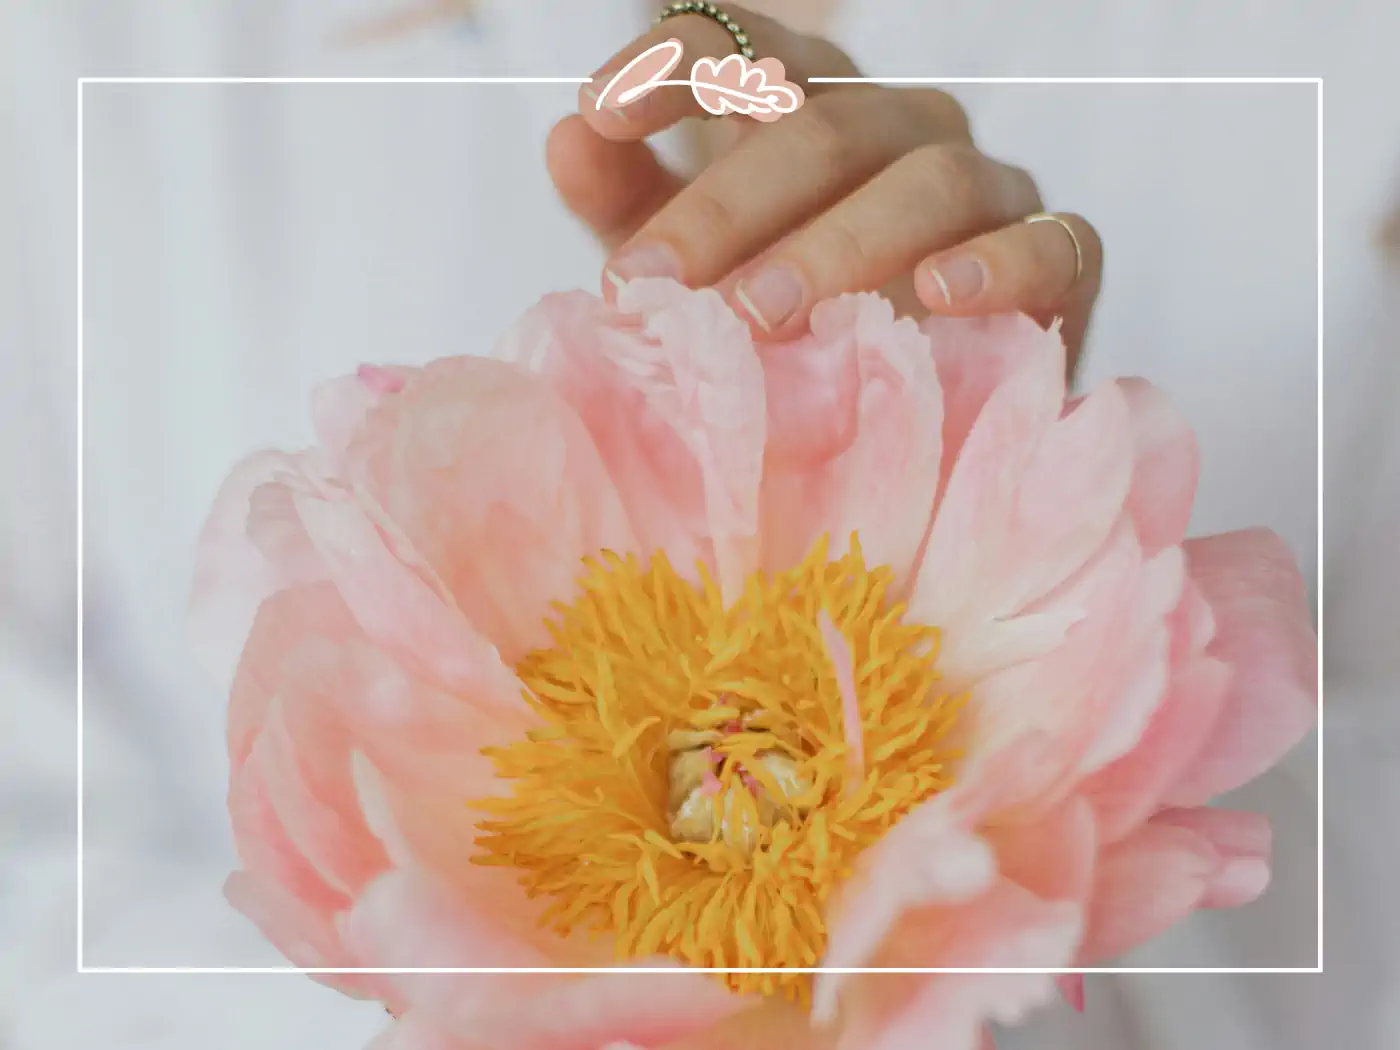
[191,279,1316,1050]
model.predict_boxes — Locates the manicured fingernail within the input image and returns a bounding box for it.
[735,265,804,332]
[583,84,632,122]
[928,255,987,304]
[607,242,682,286]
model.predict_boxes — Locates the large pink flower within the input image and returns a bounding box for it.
[191,279,1316,1050]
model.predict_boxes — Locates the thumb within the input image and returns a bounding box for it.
[546,113,685,255]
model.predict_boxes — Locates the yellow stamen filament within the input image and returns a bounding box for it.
[473,535,963,999]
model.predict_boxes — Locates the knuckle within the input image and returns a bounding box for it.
[905,142,987,214]
[806,218,872,281]
[789,95,853,165]
[910,88,973,140]
[1002,164,1042,210]
[661,190,742,260]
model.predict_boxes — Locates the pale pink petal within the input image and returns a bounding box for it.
[1081,654,1231,843]
[311,365,417,470]
[911,351,1136,685]
[826,880,1081,1050]
[283,470,526,703]
[226,582,358,772]
[986,795,1097,904]
[497,278,765,601]
[194,447,525,709]
[335,356,638,662]
[224,870,346,968]
[818,788,998,984]
[1077,545,1183,773]
[347,871,745,1050]
[344,868,559,970]
[1166,529,1317,804]
[921,313,1062,481]
[189,451,304,689]
[759,294,942,585]
[961,524,1180,803]
[648,1003,821,1050]
[1117,377,1199,553]
[223,871,381,1001]
[908,331,1065,647]
[1151,808,1273,908]
[247,696,390,898]
[227,747,351,916]
[1055,974,1085,1012]
[1079,821,1220,962]
[251,636,535,897]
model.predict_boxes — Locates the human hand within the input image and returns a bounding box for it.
[548,4,1102,370]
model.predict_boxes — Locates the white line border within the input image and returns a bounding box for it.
[77,75,1324,977]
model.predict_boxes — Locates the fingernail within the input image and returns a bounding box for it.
[607,242,682,285]
[928,255,987,305]
[735,265,805,332]
[583,84,632,122]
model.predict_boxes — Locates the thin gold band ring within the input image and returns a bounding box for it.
[1023,212,1084,283]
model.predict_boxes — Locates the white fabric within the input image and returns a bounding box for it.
[2,0,1390,1046]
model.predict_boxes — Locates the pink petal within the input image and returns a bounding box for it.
[986,795,1097,904]
[759,293,943,586]
[189,451,305,690]
[962,523,1181,805]
[648,1003,819,1050]
[911,348,1136,686]
[1117,377,1199,553]
[284,471,526,703]
[253,637,533,894]
[1079,821,1220,962]
[223,870,380,1001]
[227,748,351,917]
[908,329,1065,651]
[819,787,999,984]
[311,365,416,470]
[1055,974,1085,1012]
[824,880,1082,1050]
[344,869,559,971]
[1080,653,1231,843]
[1151,808,1273,908]
[226,582,358,772]
[1075,574,1225,841]
[246,696,390,898]
[342,356,639,663]
[497,279,765,602]
[921,313,1062,482]
[195,448,525,709]
[347,873,744,1050]
[1166,529,1317,804]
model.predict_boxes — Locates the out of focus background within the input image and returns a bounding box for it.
[3,1,1395,1048]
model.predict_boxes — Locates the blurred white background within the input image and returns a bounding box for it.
[4,1,1395,1048]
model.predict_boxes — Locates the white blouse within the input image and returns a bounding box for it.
[2,1,1391,1047]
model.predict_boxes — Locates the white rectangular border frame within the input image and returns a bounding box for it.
[76,75,1324,976]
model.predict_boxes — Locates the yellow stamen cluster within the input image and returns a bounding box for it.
[473,535,962,999]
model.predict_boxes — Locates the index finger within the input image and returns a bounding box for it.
[580,3,859,141]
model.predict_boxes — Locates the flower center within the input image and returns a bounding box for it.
[473,536,962,999]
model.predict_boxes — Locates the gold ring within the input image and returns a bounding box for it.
[656,2,756,61]
[1024,212,1084,283]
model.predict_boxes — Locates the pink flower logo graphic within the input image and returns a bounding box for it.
[595,38,806,122]
[690,53,803,121]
